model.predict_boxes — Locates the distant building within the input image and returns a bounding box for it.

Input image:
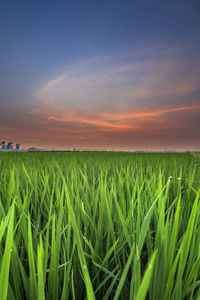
[0,141,22,151]
[0,140,41,152]
[16,144,20,150]
[7,142,13,150]
[0,141,6,150]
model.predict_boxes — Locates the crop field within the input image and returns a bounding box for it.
[0,152,200,300]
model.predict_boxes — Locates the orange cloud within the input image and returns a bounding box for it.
[130,82,197,98]
[2,101,200,150]
[47,115,133,130]
[29,103,200,131]
[101,103,200,121]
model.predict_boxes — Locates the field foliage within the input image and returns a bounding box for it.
[0,152,200,299]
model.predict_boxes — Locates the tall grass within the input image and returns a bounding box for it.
[0,151,200,299]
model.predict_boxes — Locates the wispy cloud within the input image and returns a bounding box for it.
[129,81,197,98]
[35,48,200,113]
[101,103,200,121]
[29,102,200,132]
[26,47,200,149]
[5,47,192,149]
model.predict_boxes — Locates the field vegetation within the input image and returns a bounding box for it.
[0,152,200,300]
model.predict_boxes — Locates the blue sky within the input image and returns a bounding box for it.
[0,0,200,150]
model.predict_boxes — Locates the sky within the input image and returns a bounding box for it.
[0,0,200,151]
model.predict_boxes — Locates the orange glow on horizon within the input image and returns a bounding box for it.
[32,103,200,133]
[1,102,198,150]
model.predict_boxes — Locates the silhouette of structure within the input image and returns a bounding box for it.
[0,141,6,150]
[16,144,20,150]
[0,140,40,151]
[7,142,13,150]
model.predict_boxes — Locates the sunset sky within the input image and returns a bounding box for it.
[0,0,200,150]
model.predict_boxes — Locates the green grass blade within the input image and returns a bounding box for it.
[0,205,15,300]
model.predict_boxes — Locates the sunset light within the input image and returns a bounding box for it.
[0,0,200,150]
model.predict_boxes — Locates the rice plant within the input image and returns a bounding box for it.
[0,151,200,299]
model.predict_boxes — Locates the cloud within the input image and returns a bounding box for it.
[101,103,200,121]
[30,45,200,150]
[6,46,198,150]
[29,102,200,133]
[129,81,197,98]
[34,48,200,113]
[1,100,199,150]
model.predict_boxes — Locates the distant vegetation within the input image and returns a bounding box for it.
[0,152,200,300]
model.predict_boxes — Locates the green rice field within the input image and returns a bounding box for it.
[0,151,200,300]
